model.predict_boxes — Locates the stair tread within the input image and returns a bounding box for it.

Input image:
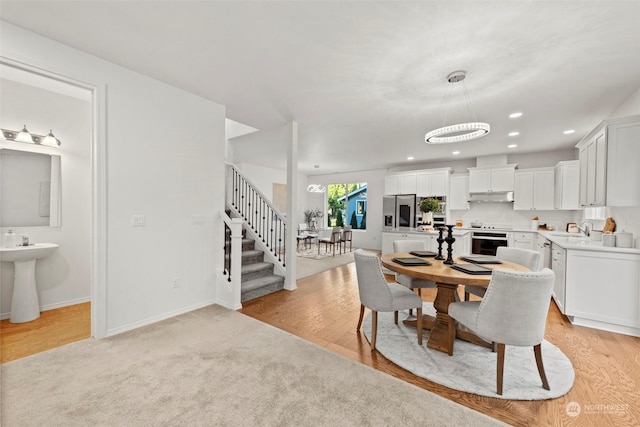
[242,275,284,292]
[241,262,273,273]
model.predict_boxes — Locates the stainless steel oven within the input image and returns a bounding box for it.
[471,231,509,255]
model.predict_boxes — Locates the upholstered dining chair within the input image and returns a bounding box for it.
[392,240,437,307]
[340,225,353,253]
[354,249,423,350]
[464,247,542,301]
[318,227,342,256]
[448,268,555,395]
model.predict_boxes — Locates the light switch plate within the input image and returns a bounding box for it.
[132,215,146,227]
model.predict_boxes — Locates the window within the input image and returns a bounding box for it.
[327,182,367,230]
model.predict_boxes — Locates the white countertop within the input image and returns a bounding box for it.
[541,232,640,255]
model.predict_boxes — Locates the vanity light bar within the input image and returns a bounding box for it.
[1,126,61,147]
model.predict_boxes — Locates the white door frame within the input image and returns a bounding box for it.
[0,56,108,338]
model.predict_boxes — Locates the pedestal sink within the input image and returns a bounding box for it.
[0,243,58,323]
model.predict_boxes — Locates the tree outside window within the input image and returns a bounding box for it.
[327,182,367,230]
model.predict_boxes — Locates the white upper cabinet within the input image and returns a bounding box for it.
[606,116,640,206]
[514,168,555,210]
[384,175,399,195]
[384,173,417,195]
[449,174,470,210]
[468,165,516,193]
[577,115,640,207]
[554,160,580,210]
[416,168,451,197]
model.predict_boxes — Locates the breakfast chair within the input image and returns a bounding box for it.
[464,246,542,301]
[448,268,555,395]
[340,225,353,253]
[318,227,342,256]
[354,249,423,350]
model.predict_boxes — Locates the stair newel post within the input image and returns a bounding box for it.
[229,217,244,309]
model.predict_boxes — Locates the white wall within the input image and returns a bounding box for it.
[1,22,227,335]
[1,79,92,318]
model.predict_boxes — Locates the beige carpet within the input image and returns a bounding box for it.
[1,305,506,427]
[296,246,355,279]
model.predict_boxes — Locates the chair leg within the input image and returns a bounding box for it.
[416,307,423,345]
[534,343,551,391]
[497,343,506,395]
[356,304,365,332]
[394,311,398,325]
[370,311,378,351]
[447,313,456,353]
[464,291,470,301]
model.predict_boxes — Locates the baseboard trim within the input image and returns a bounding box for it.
[0,297,91,320]
[104,300,216,338]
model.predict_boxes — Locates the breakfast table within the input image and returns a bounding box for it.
[380,253,530,355]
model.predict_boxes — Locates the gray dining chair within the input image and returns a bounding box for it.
[354,249,423,350]
[464,246,542,301]
[340,225,353,252]
[318,227,342,256]
[448,268,555,395]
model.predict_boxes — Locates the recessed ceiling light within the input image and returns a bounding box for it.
[563,129,575,134]
[508,144,518,148]
[508,132,520,137]
[314,165,320,168]
[407,156,414,161]
[452,151,460,155]
[509,112,523,118]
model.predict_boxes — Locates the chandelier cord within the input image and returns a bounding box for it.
[462,81,479,123]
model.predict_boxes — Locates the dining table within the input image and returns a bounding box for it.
[380,252,530,356]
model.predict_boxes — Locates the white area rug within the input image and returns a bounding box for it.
[363,303,575,400]
[296,246,355,279]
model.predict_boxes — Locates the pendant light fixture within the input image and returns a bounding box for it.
[425,71,490,144]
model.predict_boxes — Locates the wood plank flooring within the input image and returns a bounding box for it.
[2,265,638,426]
[0,302,91,364]
[240,262,640,427]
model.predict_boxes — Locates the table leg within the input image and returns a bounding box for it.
[427,282,460,355]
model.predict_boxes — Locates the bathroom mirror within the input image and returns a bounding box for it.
[0,148,61,227]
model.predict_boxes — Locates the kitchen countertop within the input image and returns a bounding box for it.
[381,228,470,235]
[542,232,640,254]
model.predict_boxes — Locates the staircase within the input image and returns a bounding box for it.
[226,225,285,302]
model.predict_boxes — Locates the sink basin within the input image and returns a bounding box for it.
[0,243,59,262]
[547,232,585,238]
[0,243,58,323]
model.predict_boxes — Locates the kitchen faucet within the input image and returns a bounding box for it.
[578,221,593,236]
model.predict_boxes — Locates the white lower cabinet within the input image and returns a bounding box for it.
[511,231,536,251]
[564,249,640,336]
[551,244,566,313]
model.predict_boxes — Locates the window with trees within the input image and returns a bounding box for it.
[327,183,367,230]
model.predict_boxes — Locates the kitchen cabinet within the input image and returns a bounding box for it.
[536,233,551,269]
[551,244,566,313]
[554,160,580,210]
[565,249,640,336]
[449,174,470,210]
[467,165,516,193]
[384,173,416,195]
[577,123,607,207]
[511,231,536,251]
[416,168,451,197]
[606,115,640,206]
[513,168,555,211]
[381,231,470,258]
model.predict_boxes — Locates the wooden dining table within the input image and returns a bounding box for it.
[380,252,530,356]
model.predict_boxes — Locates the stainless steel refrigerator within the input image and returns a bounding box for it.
[382,194,416,229]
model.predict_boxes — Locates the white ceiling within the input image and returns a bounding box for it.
[2,1,639,175]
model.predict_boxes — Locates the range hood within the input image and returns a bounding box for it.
[468,191,514,203]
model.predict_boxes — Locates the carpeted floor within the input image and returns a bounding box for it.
[296,245,355,279]
[1,305,506,426]
[362,303,575,400]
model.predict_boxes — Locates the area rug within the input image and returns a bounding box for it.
[1,305,506,427]
[362,303,575,400]
[296,246,355,279]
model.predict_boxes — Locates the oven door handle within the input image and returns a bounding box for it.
[472,236,508,241]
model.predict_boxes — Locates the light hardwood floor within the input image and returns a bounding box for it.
[2,266,638,426]
[240,262,640,427]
